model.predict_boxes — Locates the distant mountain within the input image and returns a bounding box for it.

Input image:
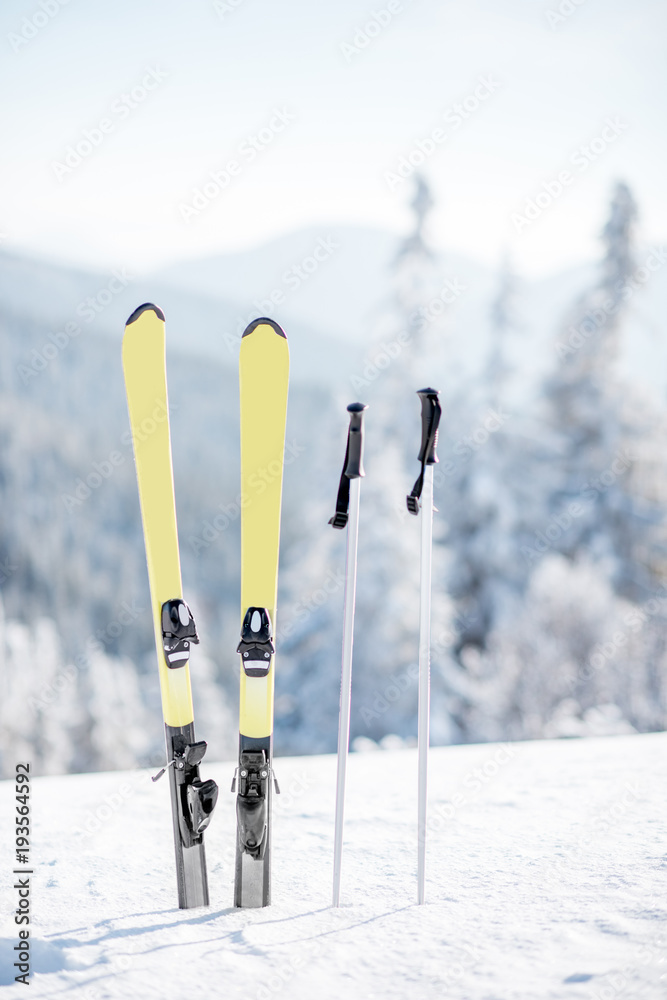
[3,229,666,401]
[0,253,337,774]
[1,222,666,777]
[156,226,399,345]
[154,225,501,385]
[0,248,350,387]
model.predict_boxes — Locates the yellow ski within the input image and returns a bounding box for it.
[233,317,289,907]
[123,303,217,909]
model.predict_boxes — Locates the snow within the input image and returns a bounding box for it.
[2,733,666,998]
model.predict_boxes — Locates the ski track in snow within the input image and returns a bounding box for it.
[1,734,666,999]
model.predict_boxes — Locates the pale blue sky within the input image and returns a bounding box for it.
[1,0,665,275]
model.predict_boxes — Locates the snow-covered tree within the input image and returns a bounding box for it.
[442,182,667,743]
[544,180,666,602]
[276,175,458,751]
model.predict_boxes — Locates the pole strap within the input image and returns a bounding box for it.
[329,432,352,529]
[406,468,426,516]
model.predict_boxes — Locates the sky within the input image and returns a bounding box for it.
[1,0,665,277]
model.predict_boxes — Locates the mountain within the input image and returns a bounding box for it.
[0,247,348,386]
[3,229,666,399]
[1,216,667,780]
[0,258,336,775]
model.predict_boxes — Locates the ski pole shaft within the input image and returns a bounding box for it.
[417,463,434,905]
[333,474,360,907]
[406,387,441,905]
[331,402,367,907]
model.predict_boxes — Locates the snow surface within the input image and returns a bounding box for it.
[1,734,666,999]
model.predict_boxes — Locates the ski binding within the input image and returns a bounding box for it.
[236,607,275,677]
[233,750,274,859]
[161,598,199,668]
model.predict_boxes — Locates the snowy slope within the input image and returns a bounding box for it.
[1,733,666,999]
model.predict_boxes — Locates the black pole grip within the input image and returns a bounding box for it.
[417,388,441,465]
[344,402,368,480]
[406,388,441,514]
[329,402,368,528]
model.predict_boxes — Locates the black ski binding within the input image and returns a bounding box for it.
[162,734,219,848]
[237,607,274,677]
[162,599,199,668]
[186,779,218,837]
[234,750,270,859]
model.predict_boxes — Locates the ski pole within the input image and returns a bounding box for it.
[330,402,368,907]
[406,388,441,905]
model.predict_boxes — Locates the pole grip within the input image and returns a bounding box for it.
[344,402,368,479]
[406,389,441,514]
[416,388,441,465]
[329,402,368,529]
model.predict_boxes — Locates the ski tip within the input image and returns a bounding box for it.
[242,317,287,340]
[125,302,166,327]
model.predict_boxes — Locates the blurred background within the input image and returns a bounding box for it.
[1,0,666,776]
